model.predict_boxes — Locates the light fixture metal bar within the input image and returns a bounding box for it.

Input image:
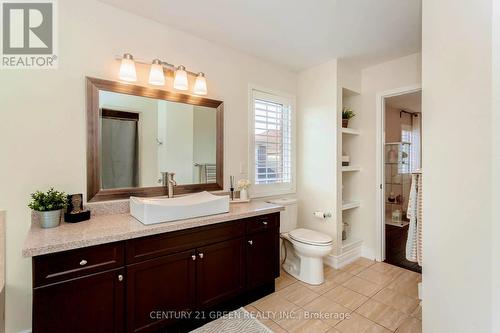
[114,55,199,76]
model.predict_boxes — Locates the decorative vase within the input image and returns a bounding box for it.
[342,119,349,128]
[38,209,62,228]
[239,188,248,201]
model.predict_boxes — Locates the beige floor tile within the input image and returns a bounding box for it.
[277,283,321,307]
[369,262,405,279]
[302,295,351,327]
[341,262,368,275]
[326,329,342,333]
[265,321,288,333]
[292,318,331,333]
[356,268,396,286]
[342,276,383,297]
[372,288,420,314]
[411,304,422,320]
[356,299,408,331]
[244,305,274,326]
[325,269,354,284]
[386,275,420,299]
[253,293,300,315]
[353,257,377,268]
[276,270,298,290]
[334,312,391,333]
[395,317,422,333]
[323,286,369,311]
[299,279,340,295]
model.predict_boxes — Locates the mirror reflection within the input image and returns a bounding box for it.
[99,91,217,190]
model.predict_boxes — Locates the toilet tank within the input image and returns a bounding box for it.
[267,198,298,233]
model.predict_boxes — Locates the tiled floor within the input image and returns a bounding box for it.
[246,258,422,333]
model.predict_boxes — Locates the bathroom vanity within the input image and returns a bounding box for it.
[23,202,282,333]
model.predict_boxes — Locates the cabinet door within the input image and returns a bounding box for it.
[247,230,279,289]
[196,238,245,308]
[126,250,196,333]
[33,268,124,333]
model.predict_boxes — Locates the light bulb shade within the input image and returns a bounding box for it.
[173,65,189,90]
[148,59,165,86]
[119,53,137,82]
[193,72,208,95]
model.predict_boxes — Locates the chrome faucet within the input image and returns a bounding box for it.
[165,172,177,198]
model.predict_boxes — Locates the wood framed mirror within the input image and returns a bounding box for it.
[86,77,223,202]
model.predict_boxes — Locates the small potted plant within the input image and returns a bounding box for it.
[342,107,356,128]
[237,179,251,201]
[28,188,68,228]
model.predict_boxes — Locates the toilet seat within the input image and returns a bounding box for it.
[289,228,333,246]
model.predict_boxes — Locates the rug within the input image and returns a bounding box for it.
[190,307,273,333]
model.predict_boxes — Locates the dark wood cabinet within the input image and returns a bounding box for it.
[32,213,280,333]
[126,250,197,333]
[196,238,245,308]
[33,268,124,333]
[246,230,279,289]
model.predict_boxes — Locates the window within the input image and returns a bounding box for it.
[249,88,295,196]
[399,125,412,174]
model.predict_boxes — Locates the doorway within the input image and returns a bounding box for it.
[375,87,422,273]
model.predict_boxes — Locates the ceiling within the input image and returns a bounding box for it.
[386,91,422,113]
[99,0,422,71]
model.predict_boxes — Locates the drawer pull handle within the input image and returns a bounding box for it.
[248,240,253,245]
[262,221,268,225]
[118,274,123,282]
[191,255,196,261]
[199,253,204,259]
[79,260,88,266]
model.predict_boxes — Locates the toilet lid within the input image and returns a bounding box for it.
[289,228,333,245]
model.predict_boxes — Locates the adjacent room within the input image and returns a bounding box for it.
[0,1,498,333]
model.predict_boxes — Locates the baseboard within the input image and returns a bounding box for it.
[361,245,376,260]
[324,245,362,269]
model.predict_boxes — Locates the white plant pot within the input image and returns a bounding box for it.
[240,189,249,200]
[38,209,62,229]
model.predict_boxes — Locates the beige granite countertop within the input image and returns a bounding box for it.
[23,201,283,257]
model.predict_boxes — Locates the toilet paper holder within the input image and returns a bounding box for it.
[313,211,332,219]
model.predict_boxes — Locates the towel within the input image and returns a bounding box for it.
[406,174,418,262]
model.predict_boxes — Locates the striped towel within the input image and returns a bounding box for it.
[406,174,418,262]
[416,174,423,266]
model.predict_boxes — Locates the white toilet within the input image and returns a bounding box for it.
[268,198,333,285]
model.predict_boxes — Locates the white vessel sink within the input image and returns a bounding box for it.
[130,191,230,225]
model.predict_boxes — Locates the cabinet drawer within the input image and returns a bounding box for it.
[33,242,124,287]
[246,213,279,234]
[127,220,245,263]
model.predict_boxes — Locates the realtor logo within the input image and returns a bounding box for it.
[1,0,57,68]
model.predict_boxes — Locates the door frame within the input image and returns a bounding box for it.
[375,84,422,262]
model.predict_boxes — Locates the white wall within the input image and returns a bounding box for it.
[161,103,194,184]
[357,53,421,259]
[0,1,297,331]
[493,1,500,331]
[296,60,338,246]
[422,0,492,332]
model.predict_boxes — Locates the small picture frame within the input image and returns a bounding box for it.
[64,194,90,223]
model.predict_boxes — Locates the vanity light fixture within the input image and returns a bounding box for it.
[116,54,208,94]
[173,65,189,91]
[118,53,137,82]
[193,72,208,95]
[148,59,165,86]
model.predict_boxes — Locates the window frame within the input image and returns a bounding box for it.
[248,85,296,198]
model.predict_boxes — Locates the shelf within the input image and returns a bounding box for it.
[386,202,403,205]
[342,166,361,172]
[341,127,360,135]
[385,141,411,145]
[342,201,361,211]
[342,237,363,251]
[385,219,410,228]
